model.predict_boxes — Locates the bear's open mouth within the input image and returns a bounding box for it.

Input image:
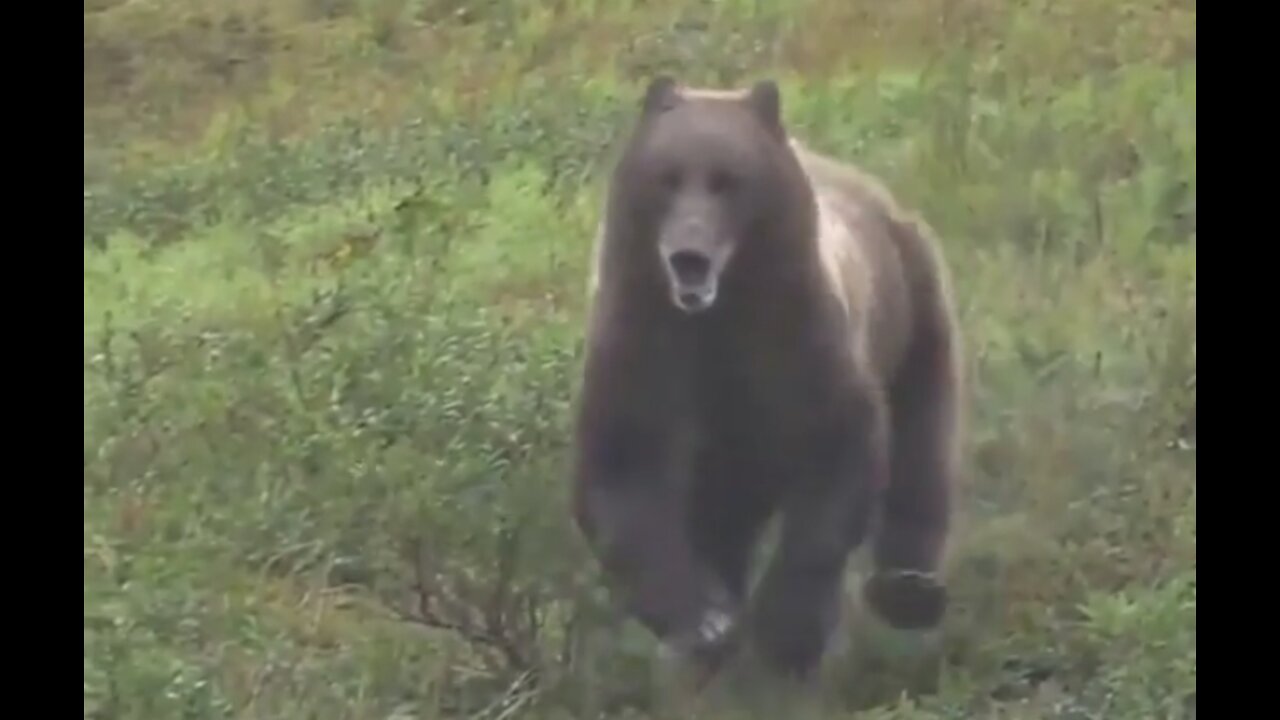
[661,242,729,314]
[664,250,722,313]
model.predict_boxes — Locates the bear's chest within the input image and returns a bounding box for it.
[690,339,844,441]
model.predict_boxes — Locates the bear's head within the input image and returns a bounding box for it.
[605,77,815,316]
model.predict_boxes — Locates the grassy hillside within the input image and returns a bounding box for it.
[84,1,1196,718]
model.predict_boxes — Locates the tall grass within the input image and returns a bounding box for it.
[84,1,1195,717]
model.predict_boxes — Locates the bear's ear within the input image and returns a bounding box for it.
[641,75,681,115]
[746,79,785,139]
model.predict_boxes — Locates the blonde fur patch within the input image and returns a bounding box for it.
[811,185,874,328]
[675,86,752,101]
[586,219,604,299]
[787,137,879,374]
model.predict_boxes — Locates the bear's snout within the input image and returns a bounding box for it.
[662,247,722,313]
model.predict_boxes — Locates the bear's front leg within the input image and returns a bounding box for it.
[747,393,887,678]
[572,416,737,663]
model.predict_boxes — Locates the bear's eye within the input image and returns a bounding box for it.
[708,169,736,195]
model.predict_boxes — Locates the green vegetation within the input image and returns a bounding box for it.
[84,1,1195,717]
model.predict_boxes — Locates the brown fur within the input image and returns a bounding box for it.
[571,76,964,680]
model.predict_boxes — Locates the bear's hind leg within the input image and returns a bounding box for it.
[864,324,959,630]
[747,393,887,678]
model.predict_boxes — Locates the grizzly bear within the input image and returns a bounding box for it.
[571,76,964,679]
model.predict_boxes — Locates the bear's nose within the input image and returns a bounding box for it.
[668,250,712,287]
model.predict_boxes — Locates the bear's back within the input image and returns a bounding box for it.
[789,138,917,386]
